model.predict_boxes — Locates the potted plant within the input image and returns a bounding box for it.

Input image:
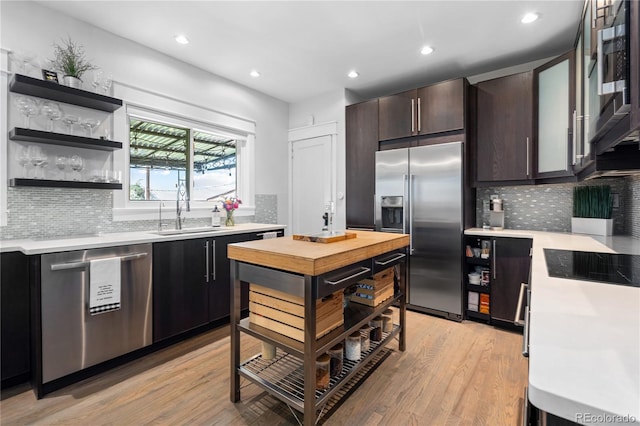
[571,185,613,236]
[51,36,96,88]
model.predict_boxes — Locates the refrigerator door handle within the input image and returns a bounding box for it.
[374,194,381,231]
[402,175,408,234]
[409,174,414,254]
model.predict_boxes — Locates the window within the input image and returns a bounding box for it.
[128,118,237,202]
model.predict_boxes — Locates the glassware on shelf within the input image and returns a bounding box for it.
[80,118,101,137]
[55,155,68,180]
[62,114,81,135]
[41,102,63,132]
[69,155,84,181]
[102,73,113,95]
[14,96,39,128]
[15,146,31,178]
[91,70,103,93]
[27,145,47,179]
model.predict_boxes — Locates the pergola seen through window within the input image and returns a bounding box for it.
[128,118,237,202]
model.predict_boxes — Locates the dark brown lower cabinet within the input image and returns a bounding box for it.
[153,239,209,342]
[153,230,284,342]
[1,252,30,386]
[491,237,532,324]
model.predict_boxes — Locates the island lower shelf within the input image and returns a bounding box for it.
[239,324,400,413]
[238,292,403,358]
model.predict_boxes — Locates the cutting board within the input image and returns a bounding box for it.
[292,231,357,243]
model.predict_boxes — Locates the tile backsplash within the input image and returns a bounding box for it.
[476,177,634,235]
[0,188,274,241]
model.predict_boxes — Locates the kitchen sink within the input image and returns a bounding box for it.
[152,226,225,236]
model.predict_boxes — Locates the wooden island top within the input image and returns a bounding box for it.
[227,230,409,276]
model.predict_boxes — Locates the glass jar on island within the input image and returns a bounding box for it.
[316,353,331,391]
[328,343,344,378]
[369,316,383,342]
[345,332,361,361]
[360,325,371,352]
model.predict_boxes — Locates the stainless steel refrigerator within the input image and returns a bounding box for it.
[375,142,463,320]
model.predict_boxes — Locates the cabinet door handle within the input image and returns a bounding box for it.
[522,306,530,357]
[205,241,210,283]
[572,110,578,166]
[324,266,371,286]
[417,97,421,132]
[411,98,415,133]
[374,252,406,266]
[514,283,528,326]
[492,239,496,280]
[526,137,530,177]
[211,239,216,281]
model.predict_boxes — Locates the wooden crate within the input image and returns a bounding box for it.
[249,283,343,342]
[350,266,395,307]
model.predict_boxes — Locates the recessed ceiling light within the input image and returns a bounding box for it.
[420,46,434,55]
[348,70,359,78]
[250,70,260,78]
[175,35,189,45]
[521,13,539,24]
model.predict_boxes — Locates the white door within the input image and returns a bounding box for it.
[291,135,332,235]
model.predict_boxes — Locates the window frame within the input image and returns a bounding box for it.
[111,83,255,222]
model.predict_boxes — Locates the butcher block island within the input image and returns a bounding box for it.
[227,230,409,426]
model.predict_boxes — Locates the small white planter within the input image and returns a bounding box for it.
[571,217,613,236]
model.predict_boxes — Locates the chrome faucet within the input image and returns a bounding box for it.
[158,201,165,232]
[176,181,190,230]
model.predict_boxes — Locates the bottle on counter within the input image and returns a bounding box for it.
[211,205,221,227]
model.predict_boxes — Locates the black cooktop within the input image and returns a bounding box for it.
[544,249,640,287]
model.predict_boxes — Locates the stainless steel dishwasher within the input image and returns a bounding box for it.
[39,244,152,384]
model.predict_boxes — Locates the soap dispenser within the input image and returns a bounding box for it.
[211,205,221,227]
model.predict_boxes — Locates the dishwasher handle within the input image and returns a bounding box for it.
[50,252,148,271]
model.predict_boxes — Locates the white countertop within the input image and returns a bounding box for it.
[465,228,640,425]
[0,223,286,255]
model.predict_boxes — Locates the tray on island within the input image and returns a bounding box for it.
[292,231,357,243]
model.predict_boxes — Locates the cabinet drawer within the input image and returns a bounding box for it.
[317,260,372,299]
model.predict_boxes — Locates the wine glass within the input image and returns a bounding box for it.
[102,73,113,95]
[55,155,68,180]
[62,114,81,135]
[69,155,84,181]
[27,145,46,179]
[81,118,101,138]
[41,102,63,132]
[91,70,103,93]
[14,96,39,128]
[15,146,31,178]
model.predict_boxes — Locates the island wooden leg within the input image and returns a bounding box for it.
[303,275,317,426]
[230,260,241,402]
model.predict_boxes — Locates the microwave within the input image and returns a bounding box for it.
[591,0,632,141]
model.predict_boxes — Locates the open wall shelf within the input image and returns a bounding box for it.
[9,178,122,190]
[9,74,122,112]
[9,128,122,151]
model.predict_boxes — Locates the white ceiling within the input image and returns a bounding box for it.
[38,0,584,104]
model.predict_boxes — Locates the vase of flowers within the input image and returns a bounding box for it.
[222,197,242,226]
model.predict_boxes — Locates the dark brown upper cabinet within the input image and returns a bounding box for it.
[378,79,466,142]
[378,90,416,141]
[534,51,576,179]
[346,99,378,230]
[418,79,465,135]
[475,71,534,183]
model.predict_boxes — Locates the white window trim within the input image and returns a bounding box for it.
[112,82,255,221]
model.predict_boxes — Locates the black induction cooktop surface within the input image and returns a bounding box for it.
[544,249,640,287]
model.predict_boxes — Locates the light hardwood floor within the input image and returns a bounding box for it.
[0,311,528,425]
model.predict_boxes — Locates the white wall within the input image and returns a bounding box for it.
[289,89,347,230]
[0,0,290,225]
